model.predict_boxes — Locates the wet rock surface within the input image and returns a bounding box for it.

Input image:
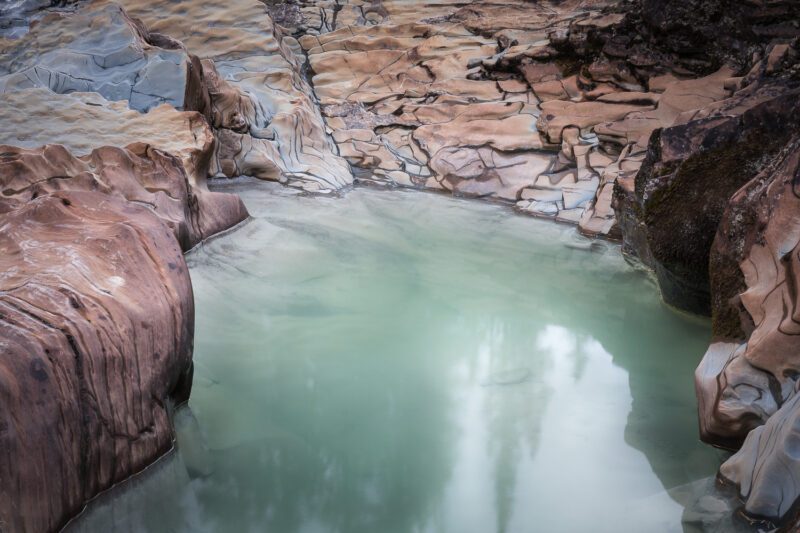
[0,190,195,533]
[695,133,800,526]
[2,0,800,530]
[0,142,247,532]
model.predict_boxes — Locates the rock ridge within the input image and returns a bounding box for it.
[2,0,800,530]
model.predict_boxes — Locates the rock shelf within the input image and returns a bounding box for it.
[1,0,799,530]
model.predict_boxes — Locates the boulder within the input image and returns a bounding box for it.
[0,190,195,533]
[615,82,800,314]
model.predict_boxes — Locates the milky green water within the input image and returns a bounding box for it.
[68,180,727,533]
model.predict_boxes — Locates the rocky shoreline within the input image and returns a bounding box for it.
[1,0,799,531]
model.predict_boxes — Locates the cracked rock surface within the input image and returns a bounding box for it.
[3,0,800,530]
[287,0,764,235]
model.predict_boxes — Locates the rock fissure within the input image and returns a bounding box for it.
[1,0,800,530]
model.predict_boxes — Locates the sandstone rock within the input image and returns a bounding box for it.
[0,143,248,250]
[117,0,353,192]
[695,343,779,449]
[697,133,800,438]
[617,83,800,315]
[537,100,655,144]
[297,3,637,223]
[0,190,195,533]
[719,389,800,523]
[0,1,191,113]
[0,0,82,39]
[0,88,215,188]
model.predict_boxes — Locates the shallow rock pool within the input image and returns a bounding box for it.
[68,180,728,533]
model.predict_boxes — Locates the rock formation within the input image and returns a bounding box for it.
[0,142,248,532]
[696,128,800,525]
[0,189,195,533]
[2,0,800,530]
[0,143,248,250]
[115,0,354,192]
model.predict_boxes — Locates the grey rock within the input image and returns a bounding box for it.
[0,1,190,112]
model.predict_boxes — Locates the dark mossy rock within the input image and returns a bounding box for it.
[620,82,800,315]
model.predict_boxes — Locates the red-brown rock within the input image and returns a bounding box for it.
[0,191,195,533]
[0,143,249,251]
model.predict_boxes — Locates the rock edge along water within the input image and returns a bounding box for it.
[1,0,800,530]
[0,143,248,532]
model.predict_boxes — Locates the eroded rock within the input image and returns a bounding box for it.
[116,0,353,193]
[0,190,195,533]
[0,143,248,250]
[0,88,215,187]
[618,81,800,314]
[0,1,191,112]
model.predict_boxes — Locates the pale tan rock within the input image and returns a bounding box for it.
[531,79,569,101]
[648,73,686,92]
[537,100,655,143]
[654,65,736,125]
[579,143,645,238]
[0,89,213,187]
[118,0,353,192]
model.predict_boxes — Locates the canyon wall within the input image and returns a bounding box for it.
[1,0,800,530]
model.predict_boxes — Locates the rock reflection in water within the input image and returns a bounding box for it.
[69,180,724,533]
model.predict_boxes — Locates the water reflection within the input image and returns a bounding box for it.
[69,181,724,533]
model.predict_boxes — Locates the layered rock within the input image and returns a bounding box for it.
[0,141,248,532]
[0,1,194,112]
[0,0,353,192]
[0,143,248,250]
[615,76,800,314]
[286,0,769,234]
[115,0,353,192]
[694,134,800,525]
[0,89,214,184]
[297,5,631,224]
[0,0,82,39]
[0,190,194,533]
[2,0,800,529]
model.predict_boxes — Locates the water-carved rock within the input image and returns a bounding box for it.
[0,191,195,533]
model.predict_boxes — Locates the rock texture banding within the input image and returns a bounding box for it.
[0,143,249,250]
[115,0,354,192]
[618,77,800,315]
[0,190,194,533]
[0,142,248,532]
[0,1,191,112]
[696,132,800,524]
[2,0,800,530]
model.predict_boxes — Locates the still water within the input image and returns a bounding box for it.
[68,180,726,533]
